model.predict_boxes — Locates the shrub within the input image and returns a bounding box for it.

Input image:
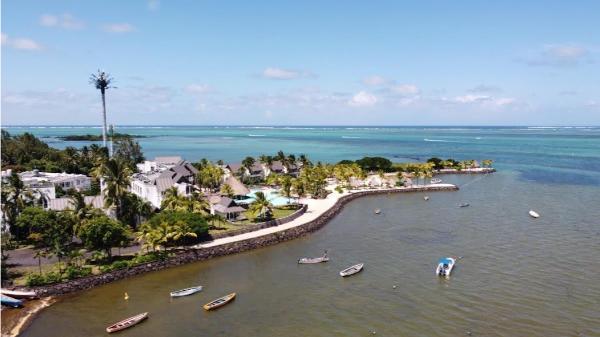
[335,186,344,193]
[63,266,92,279]
[25,273,46,286]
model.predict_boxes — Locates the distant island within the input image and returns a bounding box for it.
[57,133,146,141]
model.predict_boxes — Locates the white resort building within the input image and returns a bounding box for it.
[130,158,198,208]
[1,169,92,200]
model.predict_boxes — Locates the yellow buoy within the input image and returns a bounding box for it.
[124,292,129,300]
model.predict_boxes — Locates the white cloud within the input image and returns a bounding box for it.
[523,44,592,66]
[40,13,85,29]
[262,67,301,80]
[362,75,387,86]
[348,91,378,107]
[148,0,160,11]
[453,94,516,107]
[185,84,213,94]
[390,84,419,95]
[1,34,43,51]
[102,23,136,33]
[454,94,491,103]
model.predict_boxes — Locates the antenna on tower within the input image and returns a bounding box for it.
[109,124,114,158]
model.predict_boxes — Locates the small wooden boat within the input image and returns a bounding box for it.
[170,286,203,297]
[203,293,236,311]
[458,203,470,208]
[1,294,23,308]
[374,209,381,214]
[0,288,37,299]
[106,312,148,333]
[339,263,364,277]
[298,251,329,264]
[424,196,430,201]
[436,257,456,278]
[529,210,540,218]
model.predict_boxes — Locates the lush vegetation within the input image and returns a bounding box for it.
[136,211,209,251]
[57,133,146,141]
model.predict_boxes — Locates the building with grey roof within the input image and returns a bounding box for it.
[130,160,198,208]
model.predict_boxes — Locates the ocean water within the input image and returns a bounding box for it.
[4,125,600,186]
[5,126,600,336]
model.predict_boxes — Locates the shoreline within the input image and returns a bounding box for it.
[27,184,459,297]
[4,180,472,336]
[1,297,56,337]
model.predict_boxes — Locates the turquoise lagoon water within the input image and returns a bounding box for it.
[4,125,600,337]
[4,125,600,187]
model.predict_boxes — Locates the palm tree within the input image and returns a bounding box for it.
[188,191,209,214]
[280,175,293,204]
[248,191,273,221]
[89,70,114,147]
[298,154,312,168]
[241,156,256,172]
[93,158,131,217]
[292,178,305,203]
[220,184,235,198]
[161,187,185,211]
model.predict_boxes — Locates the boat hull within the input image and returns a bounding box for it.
[298,257,329,264]
[340,263,364,277]
[203,293,236,311]
[0,289,37,299]
[170,286,203,297]
[1,294,23,308]
[436,258,456,277]
[106,312,148,333]
[529,210,540,218]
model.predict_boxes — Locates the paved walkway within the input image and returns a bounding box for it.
[195,183,457,248]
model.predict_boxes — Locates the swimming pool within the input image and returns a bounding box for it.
[238,189,293,207]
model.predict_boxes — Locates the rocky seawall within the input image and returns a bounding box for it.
[32,185,458,297]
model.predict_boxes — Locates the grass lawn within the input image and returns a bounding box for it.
[208,205,299,233]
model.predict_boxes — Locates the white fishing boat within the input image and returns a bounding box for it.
[0,288,37,299]
[430,178,442,184]
[374,209,381,214]
[106,312,148,333]
[170,286,203,297]
[424,196,430,201]
[339,263,364,277]
[298,251,329,264]
[529,210,540,218]
[436,257,456,277]
[458,203,470,208]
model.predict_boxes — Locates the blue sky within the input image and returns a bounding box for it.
[2,0,599,125]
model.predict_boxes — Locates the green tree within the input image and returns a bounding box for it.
[79,215,129,262]
[248,191,273,221]
[113,136,145,171]
[241,156,256,172]
[281,175,293,204]
[220,184,235,198]
[138,212,209,249]
[93,158,132,218]
[298,154,312,168]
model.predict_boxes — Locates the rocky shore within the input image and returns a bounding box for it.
[30,184,458,297]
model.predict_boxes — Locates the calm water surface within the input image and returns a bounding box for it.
[6,126,599,336]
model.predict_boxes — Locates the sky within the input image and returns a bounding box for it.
[1,0,599,126]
